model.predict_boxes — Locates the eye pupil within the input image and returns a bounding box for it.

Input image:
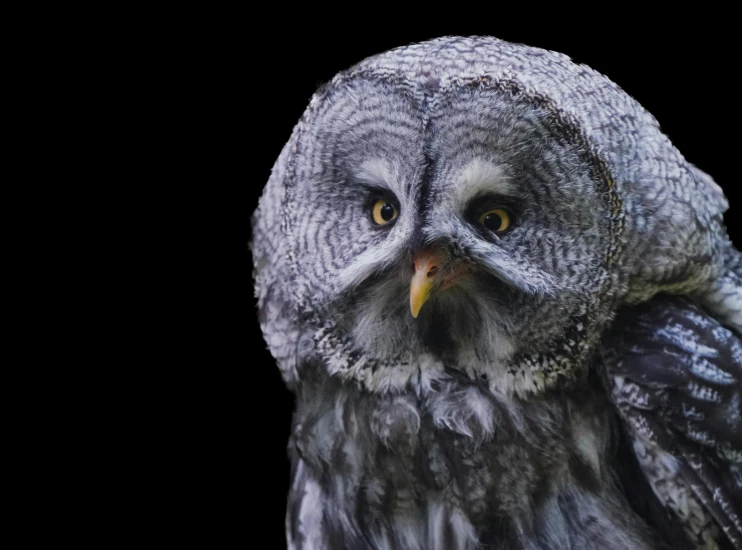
[371,199,399,225]
[483,212,502,230]
[380,203,395,221]
[477,208,511,232]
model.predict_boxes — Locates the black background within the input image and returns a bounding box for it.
[244,25,739,546]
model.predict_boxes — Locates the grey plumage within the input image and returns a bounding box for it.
[251,36,741,549]
[603,296,741,548]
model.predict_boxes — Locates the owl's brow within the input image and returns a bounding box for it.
[350,158,401,194]
[452,158,521,209]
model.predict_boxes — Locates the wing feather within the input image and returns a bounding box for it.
[602,295,742,549]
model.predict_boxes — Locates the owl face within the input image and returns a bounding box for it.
[287,77,614,392]
[255,37,727,396]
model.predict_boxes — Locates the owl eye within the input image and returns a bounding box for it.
[371,199,399,225]
[478,208,511,232]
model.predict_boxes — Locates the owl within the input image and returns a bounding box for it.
[251,36,741,549]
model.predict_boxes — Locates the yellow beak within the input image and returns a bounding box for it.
[409,248,444,318]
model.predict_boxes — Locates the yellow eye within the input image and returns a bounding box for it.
[478,208,510,232]
[371,199,398,225]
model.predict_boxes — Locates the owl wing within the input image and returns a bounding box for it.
[601,295,742,549]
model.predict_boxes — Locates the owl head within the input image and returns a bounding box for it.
[252,37,730,397]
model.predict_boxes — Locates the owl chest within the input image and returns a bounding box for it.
[290,386,608,535]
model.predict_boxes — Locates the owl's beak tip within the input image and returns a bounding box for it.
[410,276,434,318]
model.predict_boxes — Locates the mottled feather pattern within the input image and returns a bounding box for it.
[251,36,742,548]
[602,295,741,548]
[286,367,656,549]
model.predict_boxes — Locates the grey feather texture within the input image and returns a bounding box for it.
[251,36,741,549]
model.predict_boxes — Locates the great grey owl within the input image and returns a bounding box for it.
[251,36,741,549]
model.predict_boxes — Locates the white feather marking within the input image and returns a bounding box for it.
[295,463,325,549]
[689,357,735,385]
[354,158,398,192]
[452,159,514,211]
[686,381,722,403]
[426,502,478,550]
[655,325,718,358]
